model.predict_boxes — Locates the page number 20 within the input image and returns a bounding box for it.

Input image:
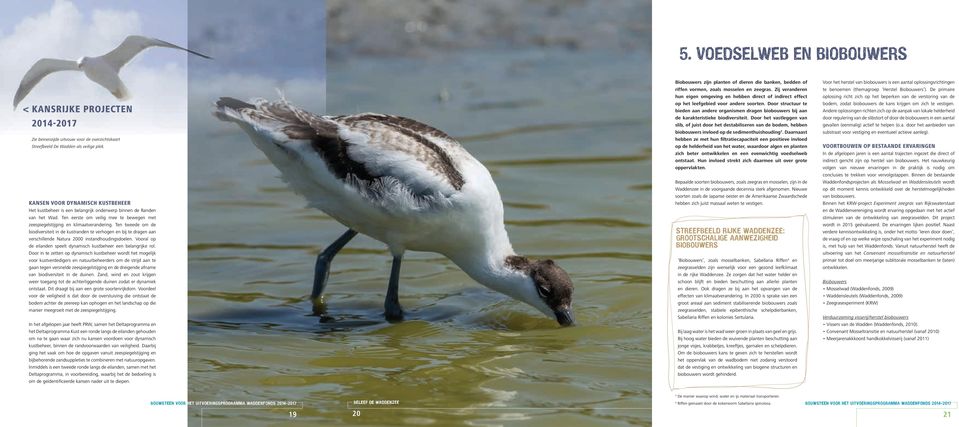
[352,410,361,417]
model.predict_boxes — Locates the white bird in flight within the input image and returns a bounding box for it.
[13,35,210,109]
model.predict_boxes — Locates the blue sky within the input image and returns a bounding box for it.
[0,0,186,34]
[0,0,193,129]
[0,0,189,67]
[0,0,326,116]
[0,0,326,79]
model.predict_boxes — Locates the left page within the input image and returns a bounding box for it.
[0,1,189,424]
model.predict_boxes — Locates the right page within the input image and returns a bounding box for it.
[653,1,957,425]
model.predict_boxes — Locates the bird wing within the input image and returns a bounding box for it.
[13,58,80,108]
[332,113,467,196]
[98,35,211,70]
[215,98,467,202]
